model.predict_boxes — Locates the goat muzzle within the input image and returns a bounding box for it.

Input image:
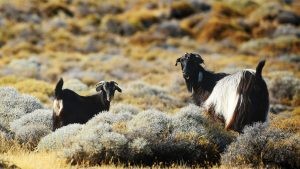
[107,94,114,102]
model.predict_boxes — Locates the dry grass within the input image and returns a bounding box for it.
[0,0,299,168]
[0,151,71,169]
[270,107,300,133]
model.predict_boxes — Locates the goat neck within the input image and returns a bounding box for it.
[98,90,110,111]
[191,66,227,106]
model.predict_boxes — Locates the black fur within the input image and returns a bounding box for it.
[55,78,63,99]
[52,78,122,131]
[255,60,265,78]
[192,70,228,106]
[175,53,228,105]
[230,61,269,132]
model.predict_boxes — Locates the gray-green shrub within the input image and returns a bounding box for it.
[10,109,52,132]
[37,124,83,151]
[221,123,299,168]
[268,72,300,104]
[15,125,51,147]
[0,87,43,130]
[49,105,231,166]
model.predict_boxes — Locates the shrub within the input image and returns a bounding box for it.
[276,11,300,26]
[14,125,51,148]
[248,2,282,22]
[34,104,240,166]
[63,78,88,92]
[60,111,129,163]
[63,131,128,165]
[204,122,235,153]
[155,20,188,37]
[128,137,153,162]
[0,87,19,100]
[172,104,207,134]
[273,25,300,38]
[189,0,211,12]
[62,122,111,164]
[240,38,271,54]
[221,123,269,166]
[159,131,219,166]
[2,57,42,78]
[85,111,133,128]
[99,132,128,160]
[0,123,14,140]
[262,133,300,168]
[60,105,225,166]
[110,103,140,115]
[37,124,83,151]
[127,81,169,98]
[125,81,181,110]
[0,87,43,130]
[0,76,53,104]
[269,73,300,105]
[221,123,298,168]
[12,118,50,149]
[127,109,172,141]
[240,36,300,56]
[270,107,300,133]
[10,109,52,133]
[172,104,234,152]
[102,16,137,36]
[62,67,105,85]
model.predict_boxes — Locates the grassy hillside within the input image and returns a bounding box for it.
[0,0,299,168]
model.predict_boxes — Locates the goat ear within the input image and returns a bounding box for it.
[115,85,122,93]
[111,81,122,92]
[112,81,118,86]
[194,54,204,64]
[175,58,181,66]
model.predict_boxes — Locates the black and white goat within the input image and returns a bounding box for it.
[176,53,269,132]
[52,78,122,131]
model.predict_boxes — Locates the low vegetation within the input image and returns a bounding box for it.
[0,0,299,168]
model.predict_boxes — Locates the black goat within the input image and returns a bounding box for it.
[52,78,122,131]
[175,53,228,105]
[176,53,269,132]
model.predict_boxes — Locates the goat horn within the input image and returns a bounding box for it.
[112,81,119,86]
[96,81,106,87]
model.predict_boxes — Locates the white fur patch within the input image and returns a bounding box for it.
[53,99,63,116]
[204,69,255,126]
